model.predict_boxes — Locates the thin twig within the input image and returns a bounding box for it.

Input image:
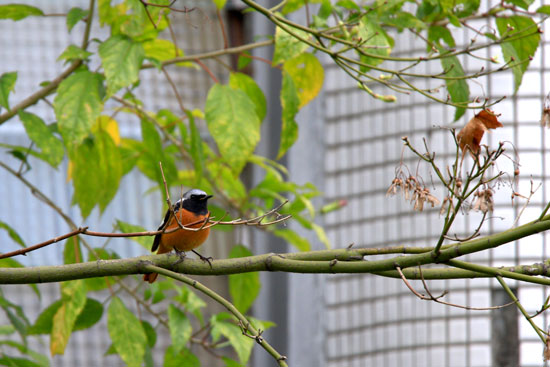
[141,40,274,69]
[0,227,88,260]
[496,276,547,343]
[144,265,288,366]
[194,58,219,83]
[396,265,515,310]
[161,67,187,115]
[513,179,541,227]
[216,9,228,50]
[528,296,550,319]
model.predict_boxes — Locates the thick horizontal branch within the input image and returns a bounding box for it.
[375,262,550,281]
[1,242,550,284]
[2,214,550,284]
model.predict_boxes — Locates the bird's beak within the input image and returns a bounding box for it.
[202,195,213,200]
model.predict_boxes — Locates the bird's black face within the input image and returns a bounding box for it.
[178,189,213,215]
[190,193,214,201]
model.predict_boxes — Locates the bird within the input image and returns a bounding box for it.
[143,189,213,283]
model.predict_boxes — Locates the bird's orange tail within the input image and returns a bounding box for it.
[143,272,158,283]
[143,243,171,283]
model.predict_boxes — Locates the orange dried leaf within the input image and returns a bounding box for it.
[457,109,503,154]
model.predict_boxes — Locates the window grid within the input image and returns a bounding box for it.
[323,9,550,367]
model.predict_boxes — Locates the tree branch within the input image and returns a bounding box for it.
[3,242,550,284]
[0,61,82,124]
[145,265,288,366]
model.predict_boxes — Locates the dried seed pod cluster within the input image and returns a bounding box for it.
[387,175,440,212]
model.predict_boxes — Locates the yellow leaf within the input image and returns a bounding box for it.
[283,53,324,108]
[143,38,195,68]
[50,303,68,356]
[191,108,205,119]
[93,115,120,145]
[66,160,73,182]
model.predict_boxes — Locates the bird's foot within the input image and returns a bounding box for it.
[172,249,187,266]
[192,250,213,268]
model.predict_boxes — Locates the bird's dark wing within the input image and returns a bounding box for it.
[151,207,173,252]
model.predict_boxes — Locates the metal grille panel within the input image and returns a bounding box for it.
[323,10,550,367]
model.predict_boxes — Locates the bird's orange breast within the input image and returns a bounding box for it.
[160,209,210,252]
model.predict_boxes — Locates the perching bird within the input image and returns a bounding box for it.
[143,189,213,283]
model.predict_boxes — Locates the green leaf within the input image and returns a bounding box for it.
[57,45,93,62]
[206,161,247,204]
[99,35,145,95]
[205,84,261,174]
[54,69,105,146]
[186,111,204,183]
[228,245,260,314]
[119,139,139,175]
[173,287,206,324]
[0,288,30,337]
[0,220,25,248]
[537,5,550,14]
[381,11,426,32]
[168,304,192,352]
[277,72,299,159]
[63,237,82,264]
[143,38,194,68]
[437,46,469,121]
[164,346,200,367]
[229,72,267,122]
[116,220,151,249]
[114,1,167,41]
[212,0,227,9]
[107,297,147,367]
[505,0,533,10]
[428,25,456,49]
[452,0,480,17]
[210,314,253,364]
[30,298,103,335]
[0,325,16,335]
[0,340,49,367]
[66,7,88,32]
[0,355,41,367]
[0,71,17,110]
[416,1,444,22]
[18,111,64,167]
[98,0,116,26]
[136,119,177,188]
[272,25,310,65]
[0,4,43,21]
[356,16,394,70]
[247,315,276,332]
[222,357,246,367]
[282,0,323,14]
[141,320,157,348]
[237,52,252,70]
[496,16,541,93]
[50,280,87,355]
[0,142,59,168]
[311,222,330,248]
[283,53,324,108]
[273,228,311,251]
[72,128,123,218]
